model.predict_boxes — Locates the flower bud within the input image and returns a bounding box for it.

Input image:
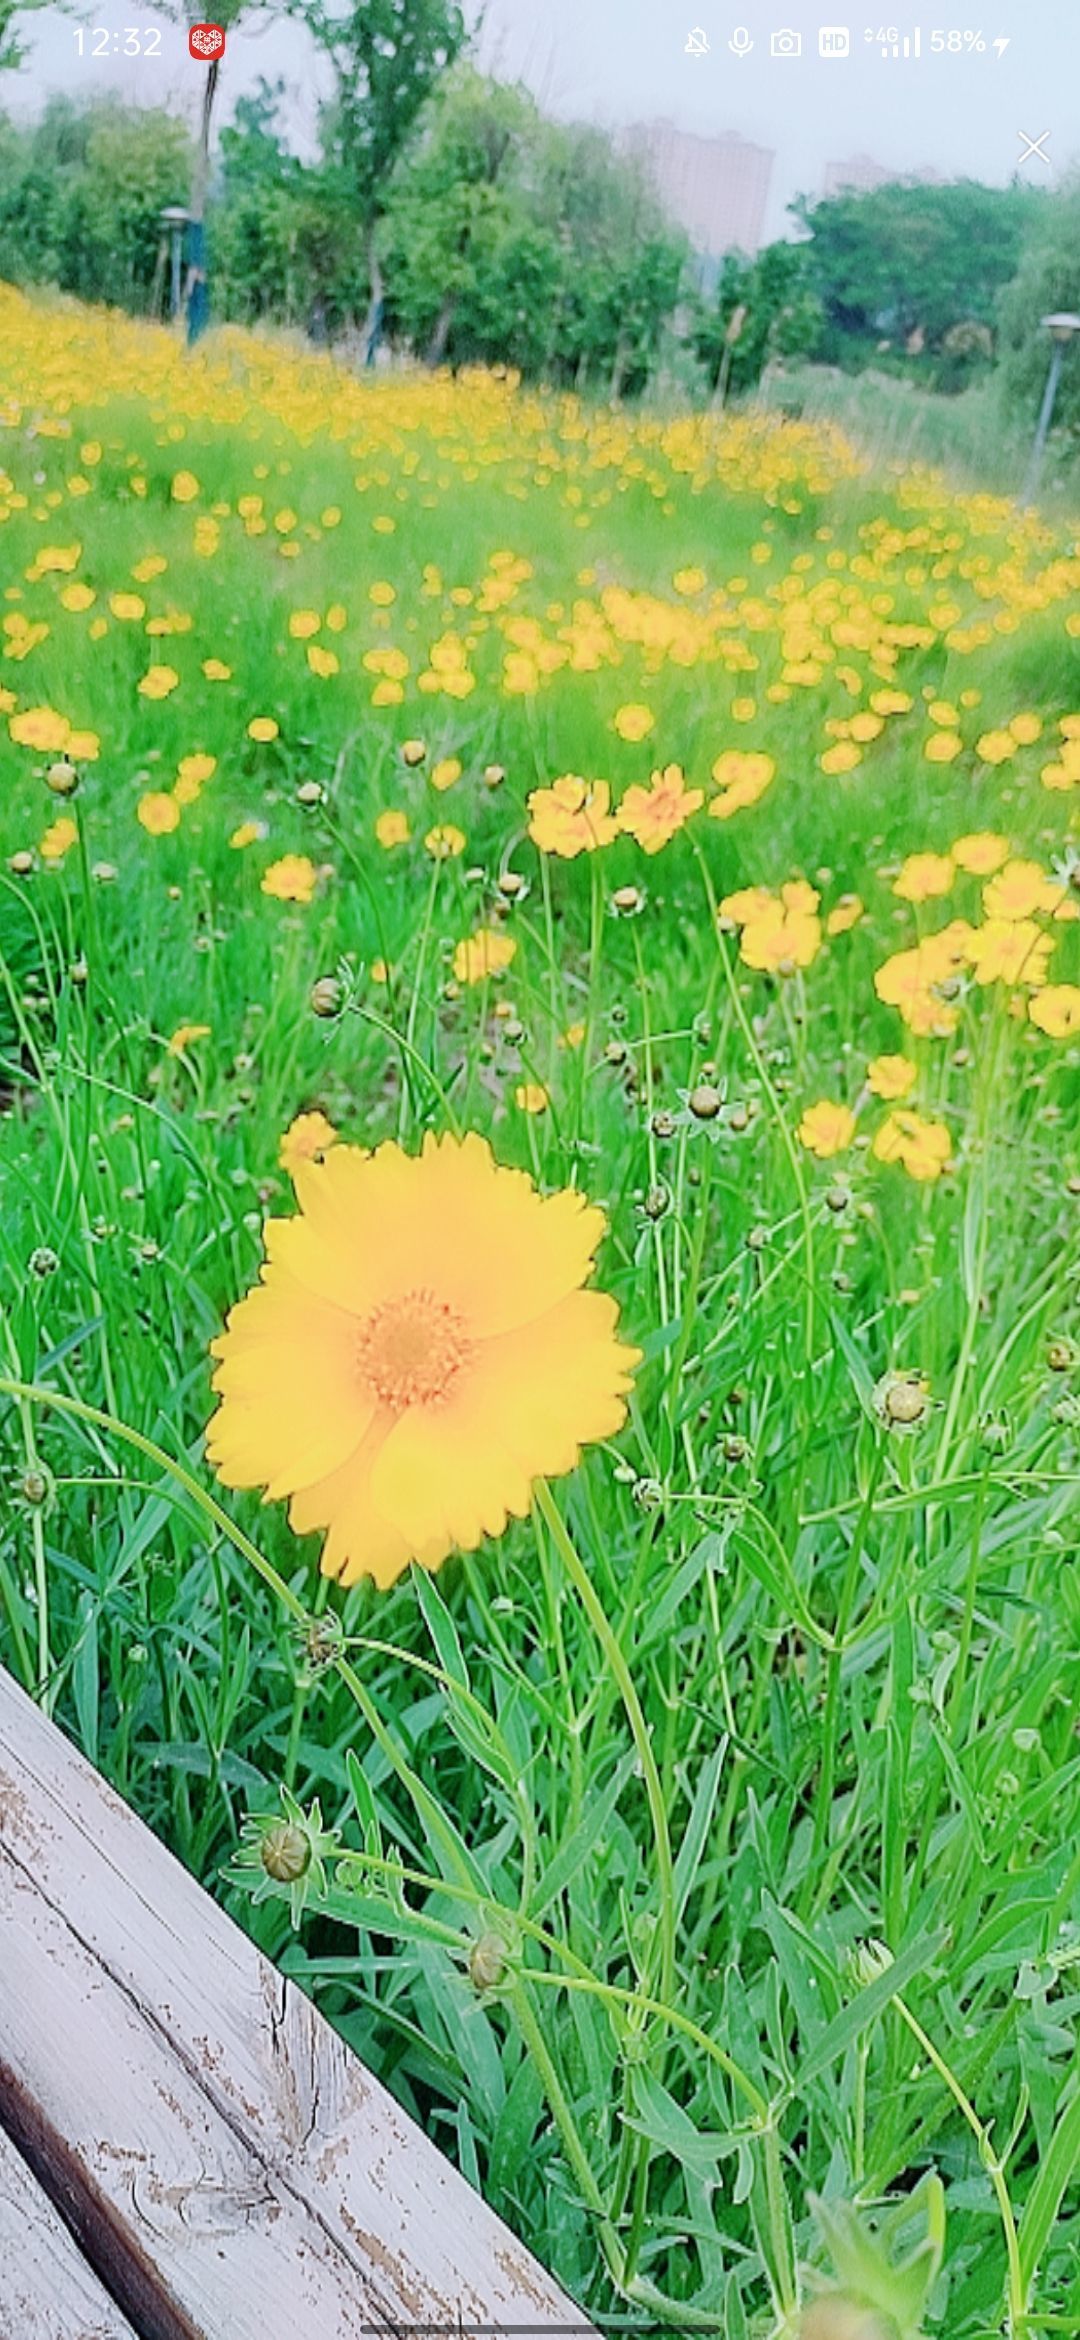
[483,763,506,789]
[296,780,325,808]
[688,1083,723,1121]
[9,850,34,876]
[28,1245,59,1278]
[1046,1337,1076,1374]
[310,976,343,1019]
[45,759,79,797]
[468,1932,508,1992]
[19,1468,50,1508]
[260,1823,311,1884]
[874,1368,930,1432]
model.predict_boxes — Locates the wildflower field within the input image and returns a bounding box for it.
[3,281,1080,2339]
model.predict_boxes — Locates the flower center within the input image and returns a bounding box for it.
[357,1287,472,1412]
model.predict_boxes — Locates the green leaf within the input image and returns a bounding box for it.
[1018,2077,1080,2296]
[797,1926,950,2088]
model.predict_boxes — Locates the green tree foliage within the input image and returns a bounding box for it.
[690,243,823,399]
[792,179,1040,384]
[213,81,363,330]
[379,68,686,391]
[0,0,45,74]
[0,97,191,309]
[999,179,1080,444]
[291,0,467,347]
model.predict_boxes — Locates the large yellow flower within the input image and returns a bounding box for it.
[207,1133,639,1589]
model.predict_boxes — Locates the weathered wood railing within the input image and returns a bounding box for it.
[0,1665,598,2340]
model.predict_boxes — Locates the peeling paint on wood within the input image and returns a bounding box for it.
[0,1666,597,2340]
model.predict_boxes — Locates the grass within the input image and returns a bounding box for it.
[1,279,1080,2338]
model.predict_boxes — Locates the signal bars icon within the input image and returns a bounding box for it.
[880,25,921,56]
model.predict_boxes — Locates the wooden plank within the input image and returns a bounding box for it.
[0,2124,140,2339]
[0,1665,595,2340]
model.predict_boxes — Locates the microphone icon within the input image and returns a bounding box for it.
[729,25,753,53]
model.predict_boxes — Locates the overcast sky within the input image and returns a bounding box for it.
[15,0,1079,241]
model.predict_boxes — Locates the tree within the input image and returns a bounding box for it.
[999,180,1080,446]
[292,0,467,355]
[213,80,363,330]
[691,243,823,400]
[792,179,1040,384]
[0,0,45,74]
[0,97,192,310]
[379,71,559,368]
[379,69,686,391]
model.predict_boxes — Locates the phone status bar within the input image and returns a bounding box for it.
[683,26,1013,61]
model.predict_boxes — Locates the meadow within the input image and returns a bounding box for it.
[2,280,1080,2340]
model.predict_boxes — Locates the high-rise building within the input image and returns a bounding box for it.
[626,122,775,258]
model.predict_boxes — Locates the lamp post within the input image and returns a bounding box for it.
[158,208,191,322]
[1022,312,1080,506]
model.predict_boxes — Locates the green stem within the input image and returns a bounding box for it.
[534,1479,676,2010]
[893,1991,1026,2337]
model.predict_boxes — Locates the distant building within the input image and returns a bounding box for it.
[822,153,893,197]
[626,121,774,257]
[823,154,948,196]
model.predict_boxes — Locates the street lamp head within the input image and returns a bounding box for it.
[1041,312,1080,343]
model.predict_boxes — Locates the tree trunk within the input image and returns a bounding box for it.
[426,293,456,367]
[184,53,219,343]
[358,227,384,368]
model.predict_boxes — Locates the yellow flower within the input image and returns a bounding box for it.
[873,1109,952,1182]
[514,1082,550,1114]
[230,820,267,849]
[1029,986,1080,1038]
[39,816,78,862]
[867,1054,917,1101]
[203,658,232,681]
[612,702,655,742]
[137,792,181,836]
[453,929,517,984]
[288,610,321,639]
[952,831,1009,876]
[261,854,317,904]
[797,1100,856,1158]
[528,776,617,858]
[1009,711,1042,745]
[206,1132,639,1589]
[10,705,70,752]
[279,1110,339,1176]
[710,749,775,820]
[819,741,862,775]
[966,919,1053,988]
[375,809,410,849]
[177,751,216,792]
[307,645,339,679]
[110,592,146,621]
[826,894,864,936]
[167,1022,210,1056]
[431,756,463,792]
[171,470,200,503]
[924,731,963,764]
[617,764,704,854]
[248,716,280,743]
[138,664,180,700]
[981,859,1064,922]
[893,852,954,904]
[975,729,1016,766]
[560,1021,587,1049]
[424,824,466,860]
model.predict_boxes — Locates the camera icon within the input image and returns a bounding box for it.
[770,26,802,54]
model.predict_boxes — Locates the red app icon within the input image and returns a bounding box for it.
[189,22,226,60]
